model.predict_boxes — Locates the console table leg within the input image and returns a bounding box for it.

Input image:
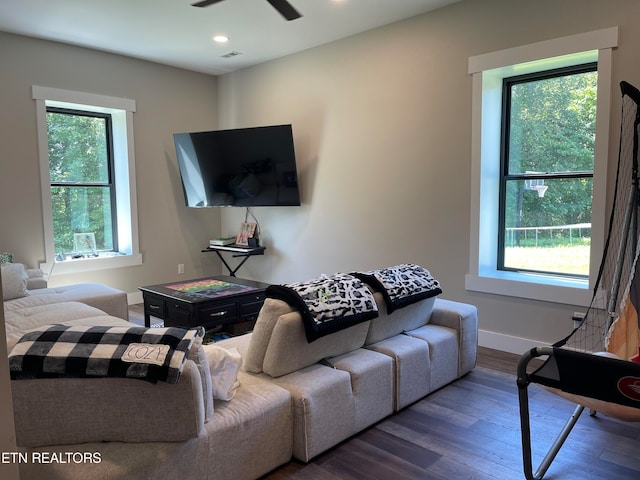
[229,256,251,277]
[215,251,236,276]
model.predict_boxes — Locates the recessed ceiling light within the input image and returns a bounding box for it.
[213,35,229,43]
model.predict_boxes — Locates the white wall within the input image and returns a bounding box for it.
[216,0,640,351]
[0,32,224,294]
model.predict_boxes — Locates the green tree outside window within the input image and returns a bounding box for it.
[46,109,116,256]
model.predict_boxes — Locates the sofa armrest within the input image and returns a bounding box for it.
[430,298,478,375]
[12,359,205,447]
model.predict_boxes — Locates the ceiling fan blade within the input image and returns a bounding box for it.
[191,0,225,7]
[266,0,302,21]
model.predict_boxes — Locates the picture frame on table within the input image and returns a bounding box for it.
[73,232,97,254]
[236,222,257,246]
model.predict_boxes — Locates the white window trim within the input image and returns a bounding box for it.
[466,27,618,307]
[33,86,142,276]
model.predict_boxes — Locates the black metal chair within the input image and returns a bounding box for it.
[517,346,640,480]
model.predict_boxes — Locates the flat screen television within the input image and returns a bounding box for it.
[174,124,301,207]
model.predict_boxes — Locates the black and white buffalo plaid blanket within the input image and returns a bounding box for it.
[9,324,204,384]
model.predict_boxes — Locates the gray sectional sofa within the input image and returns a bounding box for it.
[3,265,478,480]
[224,291,478,462]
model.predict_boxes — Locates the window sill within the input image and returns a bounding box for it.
[40,253,142,277]
[465,270,592,307]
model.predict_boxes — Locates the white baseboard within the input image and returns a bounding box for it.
[478,329,547,355]
[127,291,143,305]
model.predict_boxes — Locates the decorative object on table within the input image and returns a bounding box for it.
[73,232,97,255]
[209,236,236,247]
[236,222,257,246]
[165,278,258,300]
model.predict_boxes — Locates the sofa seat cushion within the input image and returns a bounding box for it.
[405,324,459,391]
[329,348,394,431]
[4,301,114,352]
[216,330,252,356]
[204,371,293,479]
[270,363,356,461]
[366,334,431,410]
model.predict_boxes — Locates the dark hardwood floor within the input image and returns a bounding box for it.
[129,305,640,479]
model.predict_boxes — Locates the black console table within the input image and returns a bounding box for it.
[202,245,266,277]
[139,275,270,334]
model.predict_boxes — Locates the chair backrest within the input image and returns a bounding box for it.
[531,347,640,409]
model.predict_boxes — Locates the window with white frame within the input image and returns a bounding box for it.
[33,86,142,275]
[466,28,618,306]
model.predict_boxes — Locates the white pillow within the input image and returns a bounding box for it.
[1,263,29,300]
[202,344,242,401]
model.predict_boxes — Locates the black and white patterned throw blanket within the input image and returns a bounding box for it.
[9,324,204,384]
[266,273,379,343]
[353,264,442,313]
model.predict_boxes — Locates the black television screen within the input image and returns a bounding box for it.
[174,124,301,207]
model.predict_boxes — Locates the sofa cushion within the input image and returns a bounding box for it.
[262,311,370,378]
[244,298,296,373]
[366,334,432,410]
[406,324,459,391]
[25,268,47,290]
[365,293,436,345]
[1,262,29,300]
[328,348,394,431]
[12,358,205,447]
[4,301,111,353]
[270,363,356,461]
[203,371,293,480]
[27,282,129,320]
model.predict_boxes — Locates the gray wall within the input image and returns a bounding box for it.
[0,32,223,294]
[216,0,640,349]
